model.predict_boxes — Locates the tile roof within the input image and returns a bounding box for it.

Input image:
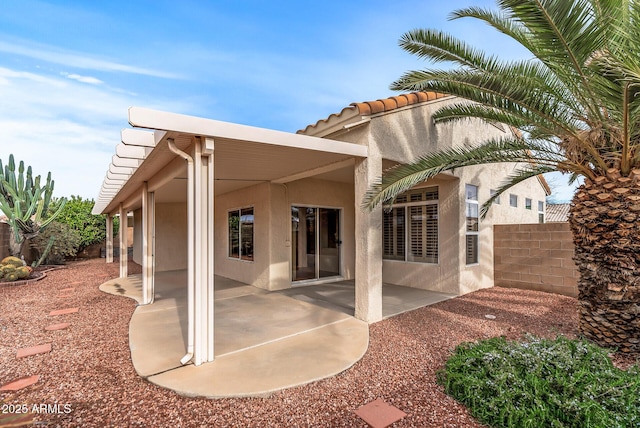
[546,203,570,222]
[298,92,448,134]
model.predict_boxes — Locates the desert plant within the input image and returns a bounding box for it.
[0,154,65,259]
[0,256,32,282]
[439,335,640,428]
[30,221,81,265]
[364,0,640,353]
[52,195,113,253]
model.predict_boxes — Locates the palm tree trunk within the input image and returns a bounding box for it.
[570,170,640,353]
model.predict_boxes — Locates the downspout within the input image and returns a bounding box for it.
[167,139,195,365]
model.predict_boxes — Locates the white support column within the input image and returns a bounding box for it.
[141,182,155,305]
[119,203,128,278]
[106,215,114,263]
[193,137,215,365]
[354,153,383,323]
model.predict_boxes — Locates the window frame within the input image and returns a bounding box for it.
[538,200,545,223]
[382,186,439,264]
[490,189,501,204]
[465,184,480,265]
[525,198,532,210]
[228,206,254,262]
[509,194,518,208]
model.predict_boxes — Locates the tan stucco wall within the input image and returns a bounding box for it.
[133,209,142,265]
[214,178,356,290]
[354,98,548,296]
[284,177,356,280]
[154,202,188,272]
[381,177,460,293]
[214,182,272,289]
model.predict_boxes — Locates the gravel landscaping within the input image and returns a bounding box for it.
[1,258,628,427]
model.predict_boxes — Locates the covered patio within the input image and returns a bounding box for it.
[100,272,453,397]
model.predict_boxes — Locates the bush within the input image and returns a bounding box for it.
[30,221,81,265]
[51,195,118,254]
[438,335,640,428]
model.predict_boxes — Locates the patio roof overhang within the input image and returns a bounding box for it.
[92,107,368,215]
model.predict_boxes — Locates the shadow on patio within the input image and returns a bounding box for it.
[100,272,453,398]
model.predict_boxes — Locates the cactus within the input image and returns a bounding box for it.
[1,256,24,268]
[0,257,32,282]
[0,154,66,263]
[15,266,30,279]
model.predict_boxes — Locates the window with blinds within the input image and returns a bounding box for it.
[465,184,479,265]
[382,187,438,264]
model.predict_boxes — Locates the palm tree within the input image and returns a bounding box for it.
[363,0,640,353]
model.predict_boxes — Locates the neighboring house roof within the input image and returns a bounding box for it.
[546,203,570,222]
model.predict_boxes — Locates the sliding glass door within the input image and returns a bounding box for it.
[291,206,341,282]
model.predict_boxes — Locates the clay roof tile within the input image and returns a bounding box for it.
[392,95,409,108]
[368,100,386,114]
[380,98,398,111]
[298,91,449,134]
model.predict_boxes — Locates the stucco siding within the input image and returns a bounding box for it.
[154,202,188,272]
[381,176,460,293]
[213,178,355,290]
[215,182,272,289]
[133,209,142,265]
[283,177,356,281]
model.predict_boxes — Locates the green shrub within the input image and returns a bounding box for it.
[30,221,81,264]
[438,335,640,428]
[52,195,118,254]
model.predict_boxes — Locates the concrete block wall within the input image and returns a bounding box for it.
[0,222,9,260]
[494,223,578,297]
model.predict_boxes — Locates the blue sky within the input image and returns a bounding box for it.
[1,0,575,201]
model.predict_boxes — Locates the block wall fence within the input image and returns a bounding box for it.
[0,222,9,260]
[494,223,579,297]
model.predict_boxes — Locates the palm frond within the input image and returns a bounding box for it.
[398,29,498,71]
[362,137,561,210]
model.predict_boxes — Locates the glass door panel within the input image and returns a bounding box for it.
[319,208,340,278]
[292,206,341,282]
[291,207,316,281]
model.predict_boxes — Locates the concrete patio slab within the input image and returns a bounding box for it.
[148,317,367,397]
[100,270,454,398]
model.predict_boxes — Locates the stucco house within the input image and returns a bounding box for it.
[93,92,549,366]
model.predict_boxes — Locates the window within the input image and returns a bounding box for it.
[490,189,500,204]
[525,198,532,210]
[465,184,479,265]
[228,207,254,261]
[538,201,545,223]
[509,194,518,207]
[383,187,438,263]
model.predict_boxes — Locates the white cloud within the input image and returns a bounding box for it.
[0,38,181,79]
[0,65,193,199]
[62,72,103,85]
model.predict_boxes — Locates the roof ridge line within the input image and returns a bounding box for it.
[298,91,448,135]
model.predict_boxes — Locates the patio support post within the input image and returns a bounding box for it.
[168,140,195,365]
[119,203,128,278]
[106,214,114,263]
[193,137,215,365]
[354,152,383,323]
[141,182,155,305]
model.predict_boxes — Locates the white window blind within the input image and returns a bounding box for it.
[382,187,438,264]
